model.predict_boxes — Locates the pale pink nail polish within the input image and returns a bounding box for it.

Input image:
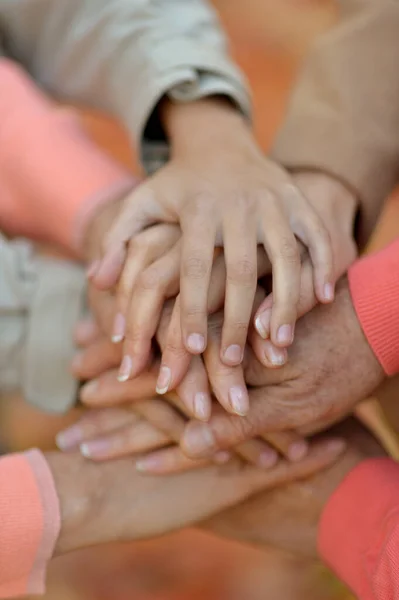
[136,454,162,472]
[323,283,335,302]
[194,392,211,421]
[263,341,287,367]
[258,448,278,469]
[80,439,111,459]
[229,386,249,416]
[112,313,126,343]
[277,324,293,345]
[224,345,243,365]
[56,425,83,451]
[255,309,272,339]
[80,379,98,399]
[156,366,171,394]
[287,441,308,462]
[214,451,231,465]
[186,333,205,353]
[118,355,133,382]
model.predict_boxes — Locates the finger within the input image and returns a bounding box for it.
[155,296,192,395]
[119,241,180,382]
[260,431,309,462]
[180,209,216,355]
[234,439,278,469]
[79,419,170,461]
[80,368,158,407]
[135,446,211,474]
[74,318,101,348]
[180,384,324,458]
[221,213,257,366]
[175,356,212,421]
[55,407,138,451]
[71,338,122,380]
[260,199,301,348]
[87,286,117,337]
[203,313,249,416]
[289,194,335,305]
[92,184,162,290]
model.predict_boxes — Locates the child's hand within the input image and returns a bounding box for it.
[91,99,334,372]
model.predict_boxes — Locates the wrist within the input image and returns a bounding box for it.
[45,452,100,556]
[161,96,250,154]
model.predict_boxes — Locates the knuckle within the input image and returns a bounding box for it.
[137,267,164,292]
[276,238,300,264]
[182,256,210,280]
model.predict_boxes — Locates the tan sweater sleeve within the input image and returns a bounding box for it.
[271,0,399,246]
[0,0,250,172]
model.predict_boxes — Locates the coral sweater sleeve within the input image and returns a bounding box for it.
[0,58,136,256]
[0,450,60,597]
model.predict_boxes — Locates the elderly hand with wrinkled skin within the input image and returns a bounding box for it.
[179,277,384,459]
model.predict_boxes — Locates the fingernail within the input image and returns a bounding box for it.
[287,441,308,462]
[258,448,278,469]
[323,283,335,302]
[214,451,231,465]
[194,392,211,421]
[71,352,83,372]
[80,379,98,400]
[136,454,161,472]
[255,310,271,339]
[112,313,126,343]
[186,333,205,353]
[75,319,97,343]
[224,345,243,365]
[118,355,133,382]
[183,422,216,456]
[156,366,171,394]
[229,386,249,416]
[56,425,83,451]
[263,341,287,366]
[87,259,100,279]
[277,324,293,345]
[80,439,110,459]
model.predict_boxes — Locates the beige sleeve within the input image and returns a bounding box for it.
[0,0,250,172]
[271,0,399,246]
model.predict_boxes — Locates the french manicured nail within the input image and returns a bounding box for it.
[156,366,171,394]
[258,448,278,469]
[183,422,216,456]
[56,425,84,451]
[80,379,98,400]
[214,451,231,465]
[186,333,205,353]
[325,439,346,454]
[80,439,111,459]
[118,355,132,382]
[255,309,271,339]
[287,441,308,462]
[323,283,335,302]
[87,259,100,279]
[136,454,162,473]
[277,324,293,345]
[224,345,243,365]
[263,341,287,366]
[194,392,211,421]
[112,313,126,343]
[229,386,249,416]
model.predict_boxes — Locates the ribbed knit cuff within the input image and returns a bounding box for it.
[348,238,399,375]
[318,458,399,600]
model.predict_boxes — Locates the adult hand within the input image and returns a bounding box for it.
[180,278,385,458]
[203,419,385,560]
[46,436,345,556]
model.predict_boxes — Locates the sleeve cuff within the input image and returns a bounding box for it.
[318,458,399,600]
[0,450,60,597]
[348,238,399,375]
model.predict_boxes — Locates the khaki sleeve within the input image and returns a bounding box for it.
[0,0,250,172]
[271,0,399,246]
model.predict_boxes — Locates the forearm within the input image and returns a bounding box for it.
[1,0,250,172]
[271,0,399,247]
[0,60,135,256]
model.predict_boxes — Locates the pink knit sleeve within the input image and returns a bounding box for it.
[348,237,399,375]
[0,59,138,256]
[0,450,60,598]
[318,458,399,600]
